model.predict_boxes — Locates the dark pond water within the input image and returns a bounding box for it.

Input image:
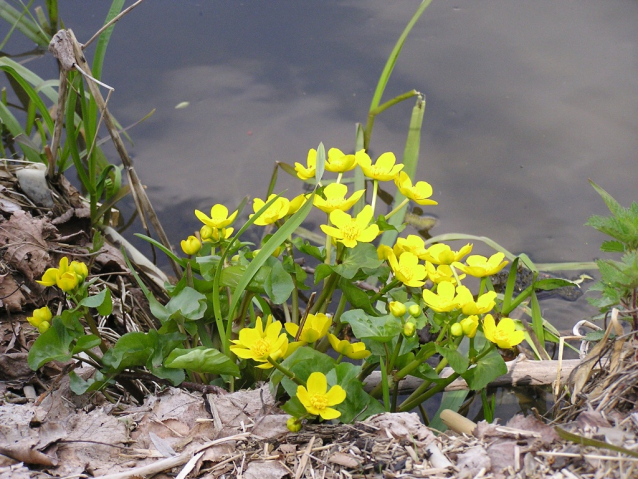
[4,0,638,420]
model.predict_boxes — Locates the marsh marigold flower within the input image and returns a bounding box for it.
[325,148,357,173]
[389,301,407,318]
[295,148,317,180]
[388,251,427,288]
[328,334,371,360]
[455,286,497,315]
[251,195,290,226]
[27,306,52,333]
[181,236,201,255]
[201,225,233,243]
[425,262,464,285]
[195,204,237,229]
[422,243,473,265]
[285,313,331,343]
[230,316,289,369]
[453,252,509,278]
[394,172,438,206]
[355,150,404,181]
[297,372,346,420]
[393,235,428,260]
[313,183,364,214]
[422,282,463,313]
[37,257,87,292]
[320,205,379,248]
[483,314,524,349]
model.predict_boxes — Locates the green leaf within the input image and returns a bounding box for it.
[165,347,240,377]
[165,286,207,321]
[264,258,294,304]
[272,347,335,397]
[27,312,84,370]
[292,237,324,261]
[69,370,112,395]
[71,334,102,354]
[435,344,469,374]
[534,278,578,291]
[332,243,383,280]
[282,396,307,418]
[327,362,384,423]
[461,348,507,391]
[341,309,402,342]
[338,277,378,316]
[429,390,470,432]
[79,288,113,316]
[102,332,155,371]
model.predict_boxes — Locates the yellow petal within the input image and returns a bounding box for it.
[306,372,327,395]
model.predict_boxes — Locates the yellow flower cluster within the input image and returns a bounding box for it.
[37,257,88,292]
[195,204,237,244]
[230,316,288,369]
[27,306,52,333]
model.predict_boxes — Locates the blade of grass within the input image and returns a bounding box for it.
[0,65,54,133]
[380,94,425,247]
[364,0,433,149]
[352,123,365,215]
[0,0,49,47]
[0,101,41,162]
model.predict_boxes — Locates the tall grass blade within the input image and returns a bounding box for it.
[0,101,40,162]
[365,0,433,148]
[380,94,425,246]
[0,66,54,133]
[0,0,49,46]
[353,123,365,215]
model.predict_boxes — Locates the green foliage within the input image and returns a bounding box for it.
[586,181,638,328]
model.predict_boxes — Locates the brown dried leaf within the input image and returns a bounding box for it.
[0,444,57,467]
[0,210,54,282]
[0,274,25,312]
[328,452,361,469]
[243,460,290,479]
[0,353,32,381]
[456,446,491,479]
[364,412,434,444]
[505,414,559,446]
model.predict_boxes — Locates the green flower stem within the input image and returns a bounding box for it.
[336,353,344,364]
[479,276,487,296]
[267,357,304,386]
[370,279,401,303]
[336,173,343,184]
[79,305,107,353]
[371,179,379,215]
[236,292,253,333]
[387,334,404,374]
[379,356,391,412]
[310,272,339,315]
[364,90,420,150]
[398,342,496,412]
[385,198,410,220]
[357,359,379,382]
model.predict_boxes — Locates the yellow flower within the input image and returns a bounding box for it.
[455,286,497,315]
[285,313,331,343]
[425,262,464,285]
[403,322,416,337]
[195,204,238,229]
[251,195,290,226]
[325,148,357,173]
[328,334,371,360]
[451,323,463,337]
[230,316,289,369]
[453,252,509,278]
[200,225,234,243]
[388,251,427,288]
[320,205,379,248]
[393,235,428,260]
[483,314,524,349]
[355,150,404,181]
[297,372,346,420]
[295,148,317,180]
[394,172,438,206]
[422,243,473,265]
[314,183,365,214]
[36,257,84,292]
[70,261,88,281]
[460,315,479,338]
[181,235,202,255]
[422,282,463,313]
[377,244,394,261]
[288,193,309,215]
[27,306,52,333]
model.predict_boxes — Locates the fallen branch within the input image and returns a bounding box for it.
[364,357,581,394]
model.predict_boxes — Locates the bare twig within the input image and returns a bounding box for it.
[83,0,147,49]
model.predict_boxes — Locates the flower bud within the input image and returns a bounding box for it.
[286,417,302,432]
[450,323,463,337]
[408,304,421,317]
[460,315,479,338]
[389,301,407,318]
[70,261,88,281]
[181,235,201,255]
[403,321,416,337]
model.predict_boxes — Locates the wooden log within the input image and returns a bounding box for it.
[363,357,581,394]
